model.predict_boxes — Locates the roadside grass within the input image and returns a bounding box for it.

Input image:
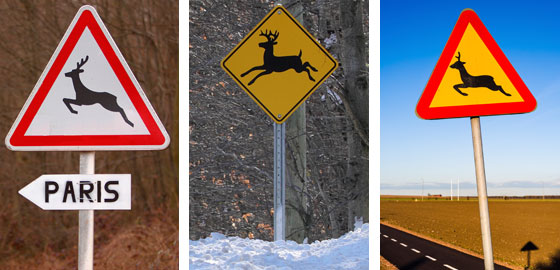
[1,210,178,270]
[381,198,560,268]
[381,256,398,270]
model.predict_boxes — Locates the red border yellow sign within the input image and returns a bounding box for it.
[416,9,536,120]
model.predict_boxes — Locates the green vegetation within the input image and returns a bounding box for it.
[381,198,560,268]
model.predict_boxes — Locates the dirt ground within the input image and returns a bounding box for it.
[381,198,560,268]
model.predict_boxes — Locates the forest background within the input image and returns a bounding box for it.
[0,0,178,269]
[0,0,369,268]
[190,0,370,245]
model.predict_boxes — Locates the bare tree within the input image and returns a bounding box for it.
[339,0,369,227]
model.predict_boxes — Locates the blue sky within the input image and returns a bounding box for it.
[381,1,560,196]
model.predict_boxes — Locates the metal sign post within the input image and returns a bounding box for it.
[470,117,494,270]
[273,123,286,241]
[78,152,95,270]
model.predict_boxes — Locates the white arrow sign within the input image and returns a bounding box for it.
[19,174,131,210]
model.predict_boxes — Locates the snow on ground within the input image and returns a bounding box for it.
[189,223,369,270]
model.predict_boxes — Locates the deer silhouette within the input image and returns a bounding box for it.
[63,56,134,127]
[449,52,511,97]
[241,30,317,85]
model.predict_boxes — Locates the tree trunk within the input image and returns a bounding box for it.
[282,0,307,244]
[339,0,368,229]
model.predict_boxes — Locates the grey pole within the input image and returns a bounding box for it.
[78,152,95,270]
[273,123,286,241]
[458,177,460,201]
[450,179,453,200]
[470,117,494,270]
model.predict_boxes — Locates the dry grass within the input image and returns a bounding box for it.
[381,199,560,268]
[95,214,178,270]
[380,256,398,270]
[2,251,74,270]
[1,212,178,270]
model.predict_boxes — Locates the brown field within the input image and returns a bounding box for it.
[381,198,560,268]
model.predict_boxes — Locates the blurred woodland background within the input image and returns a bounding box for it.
[190,0,369,243]
[0,0,178,269]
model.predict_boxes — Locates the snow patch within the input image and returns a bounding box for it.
[190,224,369,269]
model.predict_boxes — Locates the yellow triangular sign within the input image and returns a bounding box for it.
[416,10,536,119]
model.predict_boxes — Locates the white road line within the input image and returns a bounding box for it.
[443,264,458,270]
[411,248,420,253]
[425,255,437,261]
[400,243,408,247]
[391,238,397,242]
[382,234,388,238]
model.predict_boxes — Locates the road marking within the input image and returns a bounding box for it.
[382,234,388,238]
[391,238,397,242]
[444,264,458,270]
[400,243,408,247]
[425,255,437,261]
[411,248,420,253]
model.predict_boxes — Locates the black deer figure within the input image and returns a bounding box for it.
[63,56,134,127]
[449,52,511,97]
[241,30,317,85]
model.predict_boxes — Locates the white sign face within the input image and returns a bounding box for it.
[19,174,131,210]
[5,5,169,151]
[26,27,150,136]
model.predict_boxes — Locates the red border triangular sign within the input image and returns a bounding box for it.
[416,9,536,120]
[5,5,169,151]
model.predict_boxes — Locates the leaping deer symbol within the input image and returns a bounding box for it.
[449,52,511,97]
[241,30,318,85]
[63,56,134,127]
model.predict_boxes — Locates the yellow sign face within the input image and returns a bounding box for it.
[221,6,338,123]
[429,24,524,108]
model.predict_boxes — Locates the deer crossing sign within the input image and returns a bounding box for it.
[416,9,536,119]
[221,5,338,123]
[5,5,169,151]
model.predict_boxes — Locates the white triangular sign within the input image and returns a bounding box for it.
[5,5,169,151]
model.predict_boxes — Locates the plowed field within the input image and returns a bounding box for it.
[381,198,560,268]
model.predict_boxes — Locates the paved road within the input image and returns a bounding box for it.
[381,224,511,270]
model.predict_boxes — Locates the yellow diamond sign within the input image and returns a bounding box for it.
[221,6,338,123]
